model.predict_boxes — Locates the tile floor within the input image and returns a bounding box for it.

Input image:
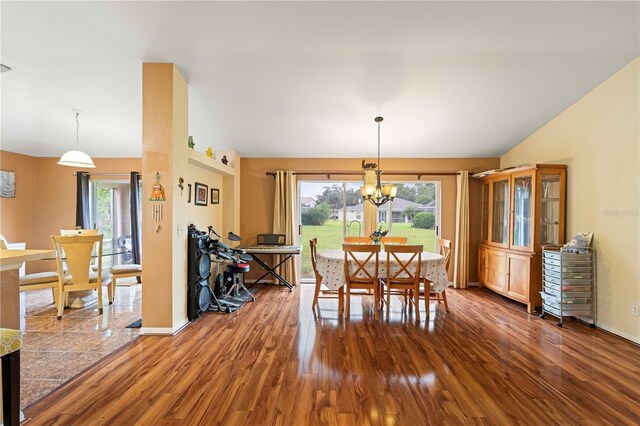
[19,278,141,409]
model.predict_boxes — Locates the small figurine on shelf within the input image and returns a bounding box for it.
[369,227,389,244]
[221,155,229,165]
[205,147,213,158]
[188,136,195,149]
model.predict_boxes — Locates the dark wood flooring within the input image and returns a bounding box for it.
[23,285,640,425]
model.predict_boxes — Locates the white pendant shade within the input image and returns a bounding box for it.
[58,150,96,168]
[58,110,95,168]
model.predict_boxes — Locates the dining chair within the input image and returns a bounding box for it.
[1,233,60,307]
[423,239,452,317]
[344,236,371,244]
[343,243,381,320]
[380,244,423,321]
[51,234,104,319]
[381,236,408,245]
[109,263,142,304]
[310,239,343,314]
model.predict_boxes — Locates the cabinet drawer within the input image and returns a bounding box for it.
[542,304,593,318]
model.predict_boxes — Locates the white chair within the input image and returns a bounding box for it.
[108,264,142,304]
[51,234,104,319]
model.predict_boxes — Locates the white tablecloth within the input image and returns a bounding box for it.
[316,249,449,292]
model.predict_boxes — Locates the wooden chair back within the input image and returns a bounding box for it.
[342,243,380,285]
[384,244,423,287]
[381,236,408,245]
[60,229,99,236]
[51,234,103,286]
[344,236,371,244]
[438,239,452,270]
[0,234,8,249]
[309,238,321,282]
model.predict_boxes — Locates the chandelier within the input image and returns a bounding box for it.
[58,109,96,168]
[360,116,397,207]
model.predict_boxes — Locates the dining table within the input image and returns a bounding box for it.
[44,248,128,308]
[316,249,449,291]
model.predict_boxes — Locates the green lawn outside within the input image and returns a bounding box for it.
[300,220,436,278]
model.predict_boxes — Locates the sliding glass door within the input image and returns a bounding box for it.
[298,180,440,280]
[90,180,139,268]
[298,181,363,280]
[376,182,440,252]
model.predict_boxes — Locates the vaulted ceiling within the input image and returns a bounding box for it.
[1,1,638,158]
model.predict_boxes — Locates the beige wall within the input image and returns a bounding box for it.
[501,58,640,342]
[0,151,141,273]
[187,166,223,233]
[240,157,500,282]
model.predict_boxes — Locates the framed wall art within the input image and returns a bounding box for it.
[1,171,16,198]
[194,182,208,206]
[211,188,219,205]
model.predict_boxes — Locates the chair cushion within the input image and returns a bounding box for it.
[63,272,99,284]
[110,264,142,274]
[19,271,59,286]
[0,328,22,356]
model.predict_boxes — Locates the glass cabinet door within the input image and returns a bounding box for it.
[511,174,532,248]
[540,174,561,245]
[491,179,509,245]
[481,182,489,241]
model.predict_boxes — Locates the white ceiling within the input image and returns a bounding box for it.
[1,1,638,159]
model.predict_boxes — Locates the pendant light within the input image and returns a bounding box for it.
[360,116,397,207]
[58,109,96,168]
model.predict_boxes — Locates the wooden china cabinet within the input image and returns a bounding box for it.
[477,164,567,313]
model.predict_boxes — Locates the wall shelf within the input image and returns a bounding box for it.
[187,149,235,177]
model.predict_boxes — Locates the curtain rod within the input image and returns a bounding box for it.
[265,171,472,180]
[72,172,136,177]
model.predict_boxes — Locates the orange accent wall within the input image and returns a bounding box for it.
[240,157,500,282]
[0,150,141,273]
[0,151,38,249]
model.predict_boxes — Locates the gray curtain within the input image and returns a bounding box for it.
[130,172,142,274]
[75,172,90,228]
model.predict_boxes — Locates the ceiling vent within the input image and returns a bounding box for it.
[0,64,13,73]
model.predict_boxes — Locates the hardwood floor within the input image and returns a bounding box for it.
[23,285,640,425]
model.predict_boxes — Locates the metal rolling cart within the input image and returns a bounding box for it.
[540,246,597,327]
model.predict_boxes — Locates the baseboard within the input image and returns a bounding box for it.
[140,318,189,336]
[596,322,640,345]
[466,281,480,287]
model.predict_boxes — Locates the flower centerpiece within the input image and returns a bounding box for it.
[370,226,389,244]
